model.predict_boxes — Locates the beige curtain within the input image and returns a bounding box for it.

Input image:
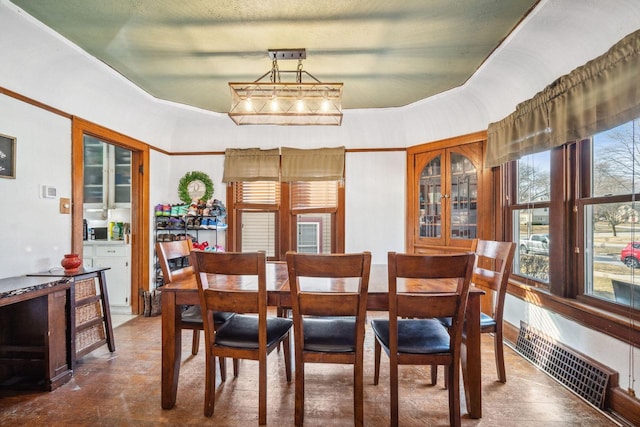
[281,146,345,182]
[486,29,640,168]
[222,148,280,182]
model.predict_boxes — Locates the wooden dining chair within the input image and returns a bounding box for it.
[286,251,371,427]
[156,239,204,355]
[474,239,516,383]
[156,240,236,377]
[372,251,475,427]
[191,250,293,423]
[432,239,516,385]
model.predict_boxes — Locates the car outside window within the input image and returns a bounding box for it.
[511,151,551,285]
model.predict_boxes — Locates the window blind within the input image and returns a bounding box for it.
[222,148,280,182]
[291,181,338,210]
[281,146,345,181]
[235,181,280,205]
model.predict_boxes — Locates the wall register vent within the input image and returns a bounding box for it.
[515,321,611,409]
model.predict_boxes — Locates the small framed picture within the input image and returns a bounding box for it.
[0,134,16,179]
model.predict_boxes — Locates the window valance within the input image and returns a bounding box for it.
[222,148,280,182]
[486,29,640,168]
[280,146,345,182]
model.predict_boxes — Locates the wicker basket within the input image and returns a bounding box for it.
[75,278,97,300]
[76,301,102,326]
[76,324,106,352]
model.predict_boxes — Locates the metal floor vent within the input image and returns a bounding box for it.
[515,321,610,409]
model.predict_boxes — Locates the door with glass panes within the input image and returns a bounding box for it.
[410,139,483,251]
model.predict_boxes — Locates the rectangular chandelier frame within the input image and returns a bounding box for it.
[228,49,343,126]
[229,82,343,126]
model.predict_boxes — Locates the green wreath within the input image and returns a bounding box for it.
[178,171,214,204]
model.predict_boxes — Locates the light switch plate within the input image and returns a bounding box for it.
[40,185,57,198]
[59,197,71,214]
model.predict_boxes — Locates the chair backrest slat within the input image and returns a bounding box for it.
[396,293,460,319]
[299,293,360,317]
[289,254,370,278]
[202,289,260,314]
[395,255,473,282]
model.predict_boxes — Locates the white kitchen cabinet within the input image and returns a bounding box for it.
[83,243,131,314]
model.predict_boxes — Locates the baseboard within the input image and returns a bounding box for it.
[109,305,132,315]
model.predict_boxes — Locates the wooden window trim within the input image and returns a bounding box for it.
[507,280,640,347]
[501,139,640,345]
[226,180,345,261]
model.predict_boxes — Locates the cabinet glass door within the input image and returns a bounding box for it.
[449,152,478,239]
[113,146,131,204]
[419,155,442,238]
[83,136,132,207]
[83,136,105,204]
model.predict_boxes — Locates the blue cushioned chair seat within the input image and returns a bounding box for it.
[181,305,234,324]
[479,312,496,328]
[215,314,293,349]
[302,317,356,352]
[371,318,450,354]
[438,312,496,329]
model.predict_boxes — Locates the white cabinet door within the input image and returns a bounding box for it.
[92,245,131,312]
[93,256,129,309]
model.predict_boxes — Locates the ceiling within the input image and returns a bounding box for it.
[11,0,540,114]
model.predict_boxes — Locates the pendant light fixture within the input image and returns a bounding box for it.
[228,49,343,126]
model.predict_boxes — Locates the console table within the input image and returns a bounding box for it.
[28,267,115,371]
[0,275,72,391]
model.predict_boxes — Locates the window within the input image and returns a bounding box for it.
[504,117,640,309]
[580,118,640,308]
[291,181,338,255]
[229,180,343,260]
[509,151,551,286]
[297,222,319,253]
[233,181,280,258]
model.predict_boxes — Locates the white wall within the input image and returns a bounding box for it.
[345,151,406,264]
[0,95,72,276]
[504,295,640,393]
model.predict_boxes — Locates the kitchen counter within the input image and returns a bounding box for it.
[83,239,128,245]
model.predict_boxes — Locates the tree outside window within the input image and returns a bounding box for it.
[583,118,640,307]
[511,151,551,285]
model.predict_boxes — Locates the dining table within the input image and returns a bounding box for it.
[161,262,484,419]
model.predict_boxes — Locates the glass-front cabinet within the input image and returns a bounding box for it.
[408,132,486,253]
[83,135,131,208]
[83,136,105,204]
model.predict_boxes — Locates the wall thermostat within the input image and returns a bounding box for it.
[40,185,57,199]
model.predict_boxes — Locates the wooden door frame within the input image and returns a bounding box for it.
[71,117,150,314]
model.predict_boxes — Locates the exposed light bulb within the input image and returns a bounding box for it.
[321,99,330,112]
[244,98,253,112]
[296,99,305,112]
[271,97,279,111]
